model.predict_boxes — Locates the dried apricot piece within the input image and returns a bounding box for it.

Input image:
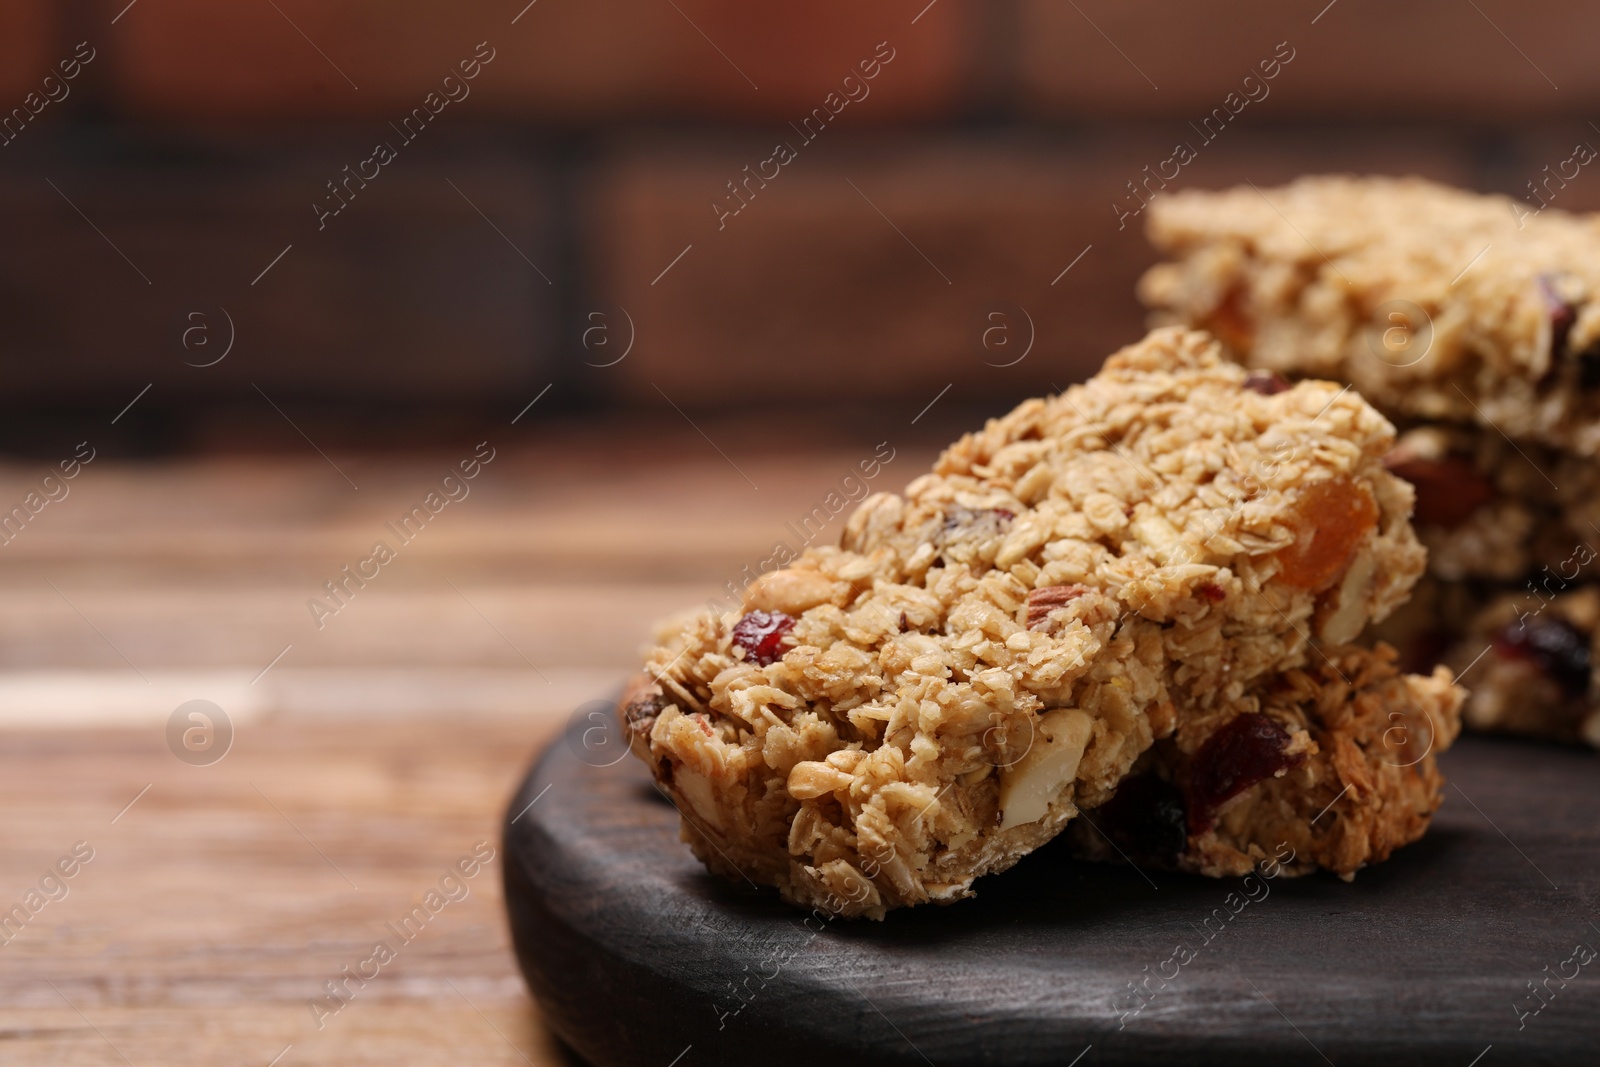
[1204,286,1254,354]
[1273,475,1378,591]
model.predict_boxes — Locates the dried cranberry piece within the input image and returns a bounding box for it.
[1538,273,1578,359]
[1242,369,1291,396]
[731,610,796,666]
[1536,274,1600,386]
[1383,453,1497,529]
[1197,581,1226,603]
[1094,774,1188,863]
[1186,713,1300,835]
[1494,615,1592,698]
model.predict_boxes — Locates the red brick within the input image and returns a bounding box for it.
[113,0,968,120]
[1018,0,1592,119]
[0,2,55,102]
[0,141,557,405]
[588,131,1477,410]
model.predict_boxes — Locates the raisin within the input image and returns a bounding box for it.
[1094,774,1188,863]
[938,507,1017,569]
[941,506,1015,539]
[731,610,796,666]
[1493,615,1592,698]
[1186,713,1300,835]
[1384,453,1497,529]
[622,691,667,736]
[1243,369,1291,396]
[1025,584,1089,630]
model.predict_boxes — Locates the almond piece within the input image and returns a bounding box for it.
[998,708,1093,830]
[1317,548,1377,644]
[787,760,854,800]
[744,568,844,616]
[674,767,725,832]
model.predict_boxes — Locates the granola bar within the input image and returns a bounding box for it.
[1445,585,1600,747]
[1382,424,1600,583]
[1371,421,1600,685]
[1141,177,1600,749]
[1068,643,1464,879]
[623,327,1430,917]
[1140,175,1600,458]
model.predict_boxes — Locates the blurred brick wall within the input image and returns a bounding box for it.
[113,0,969,121]
[0,2,53,99]
[3,0,1599,433]
[1017,0,1600,118]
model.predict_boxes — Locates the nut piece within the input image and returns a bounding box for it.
[998,708,1093,830]
[1026,584,1089,631]
[745,568,845,616]
[1316,548,1376,644]
[787,760,855,800]
[675,767,725,832]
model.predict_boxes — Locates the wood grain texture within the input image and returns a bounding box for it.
[0,715,577,1066]
[508,716,1600,1067]
[0,442,940,1065]
[0,432,941,673]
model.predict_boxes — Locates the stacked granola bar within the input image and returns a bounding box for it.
[623,328,1462,916]
[1141,175,1600,747]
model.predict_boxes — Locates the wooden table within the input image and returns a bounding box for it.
[0,417,940,1065]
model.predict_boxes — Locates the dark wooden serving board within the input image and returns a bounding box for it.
[504,712,1600,1066]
